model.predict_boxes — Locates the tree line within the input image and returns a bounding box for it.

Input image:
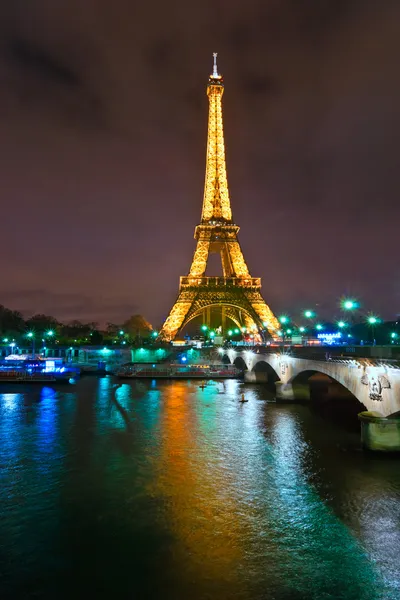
[0,305,155,345]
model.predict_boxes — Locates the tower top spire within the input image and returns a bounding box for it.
[210,52,222,81]
[202,53,230,222]
[213,52,219,78]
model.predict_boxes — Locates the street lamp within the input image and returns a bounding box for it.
[304,310,315,319]
[279,315,289,325]
[316,324,323,331]
[26,331,35,358]
[367,315,379,345]
[341,298,358,311]
[337,321,346,329]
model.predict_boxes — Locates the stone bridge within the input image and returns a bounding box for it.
[222,348,400,451]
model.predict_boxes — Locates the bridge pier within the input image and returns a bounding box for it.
[244,370,268,383]
[275,382,309,403]
[358,412,400,452]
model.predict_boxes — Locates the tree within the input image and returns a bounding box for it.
[0,305,25,335]
[60,320,100,344]
[106,322,119,336]
[123,315,153,342]
[25,313,60,334]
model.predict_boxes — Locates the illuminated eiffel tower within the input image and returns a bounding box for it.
[160,54,279,341]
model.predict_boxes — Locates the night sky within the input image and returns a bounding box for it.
[0,0,399,326]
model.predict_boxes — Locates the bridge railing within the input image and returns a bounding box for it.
[180,276,261,289]
[229,344,400,364]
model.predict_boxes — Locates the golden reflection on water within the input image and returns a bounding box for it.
[156,381,245,594]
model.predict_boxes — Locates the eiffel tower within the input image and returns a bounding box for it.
[159,54,279,341]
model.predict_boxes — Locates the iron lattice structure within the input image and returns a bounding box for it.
[159,54,279,341]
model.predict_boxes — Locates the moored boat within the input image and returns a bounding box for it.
[0,355,79,384]
[116,364,240,380]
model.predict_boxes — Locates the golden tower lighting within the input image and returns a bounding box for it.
[159,54,279,341]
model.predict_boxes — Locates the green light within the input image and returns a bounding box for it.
[27,332,34,338]
[299,327,305,333]
[368,316,378,325]
[304,310,314,318]
[209,331,215,338]
[119,330,124,335]
[3,338,8,343]
[241,327,246,333]
[278,330,283,336]
[342,299,357,311]
[228,330,233,336]
[337,321,346,328]
[286,328,292,334]
[316,324,323,331]
[46,330,54,337]
[234,328,240,334]
[152,331,158,337]
[201,325,208,331]
[390,332,397,339]
[279,315,288,324]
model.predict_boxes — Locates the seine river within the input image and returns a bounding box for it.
[0,377,399,600]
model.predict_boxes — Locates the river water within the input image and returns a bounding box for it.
[0,377,399,600]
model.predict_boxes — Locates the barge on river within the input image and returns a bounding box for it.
[116,363,241,380]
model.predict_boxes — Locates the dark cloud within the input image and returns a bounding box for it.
[7,38,81,87]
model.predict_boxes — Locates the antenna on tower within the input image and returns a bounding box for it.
[212,52,219,78]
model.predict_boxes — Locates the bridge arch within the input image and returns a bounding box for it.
[233,356,247,371]
[251,359,280,384]
[221,354,231,365]
[289,368,370,417]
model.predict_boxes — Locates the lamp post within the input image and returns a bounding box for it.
[27,332,35,358]
[367,315,379,346]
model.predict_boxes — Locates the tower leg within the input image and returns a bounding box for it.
[221,306,226,332]
[159,291,196,341]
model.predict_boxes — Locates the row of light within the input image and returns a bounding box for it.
[2,329,55,343]
[278,311,382,329]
